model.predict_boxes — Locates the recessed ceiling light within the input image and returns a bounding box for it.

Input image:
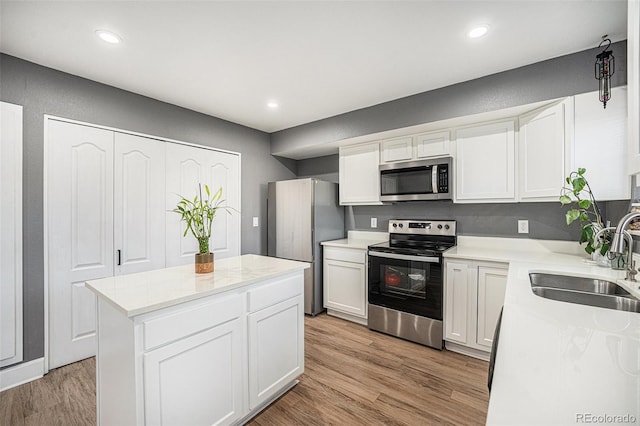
[267,101,279,109]
[95,29,122,44]
[467,25,490,39]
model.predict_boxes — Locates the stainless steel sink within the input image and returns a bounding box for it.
[529,273,640,313]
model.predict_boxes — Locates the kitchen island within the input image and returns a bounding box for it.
[86,254,309,426]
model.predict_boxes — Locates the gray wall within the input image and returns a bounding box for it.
[274,41,627,154]
[285,42,631,242]
[0,54,296,365]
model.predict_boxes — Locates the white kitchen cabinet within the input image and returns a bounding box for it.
[454,121,516,202]
[414,130,450,159]
[381,136,413,162]
[518,100,571,201]
[144,316,245,426]
[574,87,630,200]
[248,295,304,410]
[0,102,23,368]
[323,246,367,324]
[628,0,640,175]
[444,259,508,359]
[339,142,382,205]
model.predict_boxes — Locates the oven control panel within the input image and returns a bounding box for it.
[388,219,456,236]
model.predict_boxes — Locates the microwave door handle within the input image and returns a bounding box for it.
[432,165,438,194]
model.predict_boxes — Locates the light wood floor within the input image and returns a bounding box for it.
[0,313,489,425]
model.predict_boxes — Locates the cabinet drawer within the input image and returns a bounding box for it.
[323,246,366,263]
[247,273,303,313]
[143,294,243,351]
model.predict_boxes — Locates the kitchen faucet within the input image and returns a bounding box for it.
[610,212,640,281]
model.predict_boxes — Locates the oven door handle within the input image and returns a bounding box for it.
[368,251,440,263]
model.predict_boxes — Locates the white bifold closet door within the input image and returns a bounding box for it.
[1,102,23,368]
[48,120,166,369]
[165,143,240,266]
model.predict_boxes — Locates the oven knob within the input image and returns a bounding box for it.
[437,224,443,229]
[398,224,403,228]
[445,224,450,230]
[392,223,398,228]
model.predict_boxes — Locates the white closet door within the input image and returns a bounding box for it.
[48,120,114,369]
[166,144,240,266]
[114,133,166,275]
[0,102,23,367]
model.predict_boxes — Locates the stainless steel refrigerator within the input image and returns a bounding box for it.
[268,178,345,315]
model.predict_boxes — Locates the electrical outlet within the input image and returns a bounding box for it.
[252,217,259,227]
[518,220,529,234]
[371,217,377,228]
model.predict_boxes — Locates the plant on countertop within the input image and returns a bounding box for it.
[559,168,607,255]
[172,184,234,254]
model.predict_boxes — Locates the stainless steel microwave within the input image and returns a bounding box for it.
[379,157,452,202]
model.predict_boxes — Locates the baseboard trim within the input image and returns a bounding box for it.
[326,309,367,325]
[0,357,45,392]
[445,341,490,362]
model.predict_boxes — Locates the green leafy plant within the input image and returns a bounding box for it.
[559,168,607,255]
[172,184,234,254]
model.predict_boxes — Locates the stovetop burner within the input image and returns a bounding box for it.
[368,219,457,256]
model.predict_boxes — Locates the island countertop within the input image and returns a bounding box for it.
[86,254,310,317]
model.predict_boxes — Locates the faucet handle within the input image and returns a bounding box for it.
[627,260,638,282]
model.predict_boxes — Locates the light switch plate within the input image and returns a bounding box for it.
[371,217,377,228]
[252,217,259,227]
[518,220,529,234]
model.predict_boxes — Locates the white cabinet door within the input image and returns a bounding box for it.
[476,266,508,349]
[48,120,114,369]
[144,317,245,426]
[165,143,241,266]
[114,133,166,275]
[339,143,382,205]
[454,121,516,202]
[444,262,474,345]
[323,259,366,318]
[414,130,450,159]
[381,137,412,163]
[248,295,304,410]
[0,102,23,367]
[574,87,629,201]
[628,0,640,175]
[519,102,568,201]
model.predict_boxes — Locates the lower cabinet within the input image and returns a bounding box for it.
[444,259,508,359]
[144,318,245,426]
[323,246,367,324]
[248,295,304,410]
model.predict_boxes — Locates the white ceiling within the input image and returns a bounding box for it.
[0,1,628,133]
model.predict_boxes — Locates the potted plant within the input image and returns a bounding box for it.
[559,168,608,257]
[173,184,232,273]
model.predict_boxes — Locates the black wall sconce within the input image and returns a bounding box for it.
[595,36,615,109]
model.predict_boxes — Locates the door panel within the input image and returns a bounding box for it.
[114,133,166,275]
[48,120,114,369]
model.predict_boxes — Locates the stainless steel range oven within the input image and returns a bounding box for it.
[367,219,456,350]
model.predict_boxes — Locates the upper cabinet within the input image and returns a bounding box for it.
[518,100,571,201]
[339,142,382,205]
[380,131,451,163]
[628,0,640,175]
[454,121,516,202]
[574,87,629,201]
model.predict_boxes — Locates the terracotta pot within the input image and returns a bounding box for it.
[195,252,214,273]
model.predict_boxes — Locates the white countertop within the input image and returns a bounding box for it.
[86,254,309,317]
[321,230,388,250]
[445,237,640,425]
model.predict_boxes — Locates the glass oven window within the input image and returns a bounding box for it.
[381,265,429,298]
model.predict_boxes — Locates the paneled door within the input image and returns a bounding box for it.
[114,132,166,275]
[48,120,114,369]
[48,122,168,369]
[165,143,240,266]
[1,102,23,368]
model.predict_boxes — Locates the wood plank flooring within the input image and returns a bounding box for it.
[0,313,489,425]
